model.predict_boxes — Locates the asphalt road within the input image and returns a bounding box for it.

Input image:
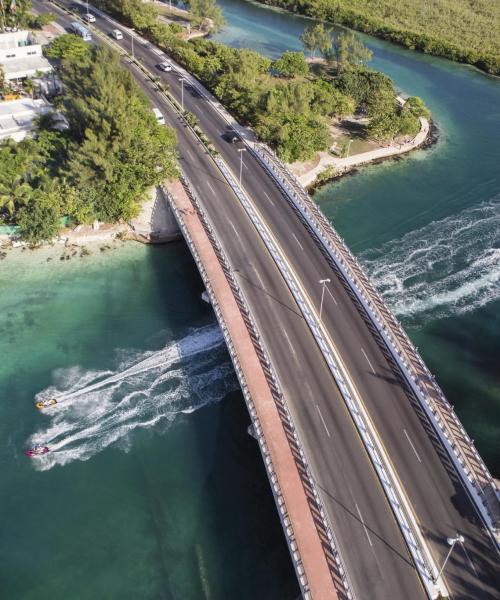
[34,3,500,597]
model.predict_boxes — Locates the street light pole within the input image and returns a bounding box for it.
[434,535,465,583]
[346,138,352,158]
[319,278,331,322]
[179,77,185,111]
[238,148,247,186]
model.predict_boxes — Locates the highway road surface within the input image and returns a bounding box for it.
[33,3,500,597]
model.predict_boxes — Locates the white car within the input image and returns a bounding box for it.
[84,13,96,23]
[111,29,123,40]
[152,107,165,125]
[158,61,172,72]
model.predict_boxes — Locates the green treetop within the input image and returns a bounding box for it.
[44,34,92,61]
[332,31,373,72]
[272,51,309,77]
[188,0,225,32]
[300,23,333,57]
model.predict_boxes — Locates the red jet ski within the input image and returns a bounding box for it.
[25,445,49,457]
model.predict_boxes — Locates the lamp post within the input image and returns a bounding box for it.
[238,147,247,186]
[434,535,465,583]
[319,278,331,322]
[179,77,185,111]
[346,137,353,158]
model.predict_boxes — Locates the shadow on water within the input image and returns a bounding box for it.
[145,244,300,599]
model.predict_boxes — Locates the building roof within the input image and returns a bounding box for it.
[0,97,52,142]
[2,55,53,80]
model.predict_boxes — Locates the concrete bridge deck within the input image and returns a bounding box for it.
[166,179,344,599]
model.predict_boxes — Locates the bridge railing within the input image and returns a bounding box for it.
[251,143,500,539]
[164,176,355,600]
[211,154,440,596]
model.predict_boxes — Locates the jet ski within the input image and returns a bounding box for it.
[36,398,57,410]
[25,445,49,457]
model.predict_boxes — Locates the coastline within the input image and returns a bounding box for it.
[0,185,181,251]
[249,0,499,77]
[289,115,436,191]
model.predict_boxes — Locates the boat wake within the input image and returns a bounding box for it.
[360,196,500,324]
[29,325,238,470]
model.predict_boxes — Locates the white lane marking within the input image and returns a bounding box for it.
[315,404,331,438]
[325,283,338,305]
[460,540,479,579]
[403,429,422,463]
[228,221,241,243]
[245,261,265,290]
[292,232,304,250]
[355,503,373,547]
[184,149,194,161]
[263,191,274,206]
[280,326,298,360]
[361,347,376,374]
[206,181,215,195]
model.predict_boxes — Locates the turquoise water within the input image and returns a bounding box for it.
[214,0,500,474]
[2,4,500,597]
[0,243,297,599]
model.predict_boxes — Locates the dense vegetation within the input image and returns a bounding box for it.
[0,0,55,30]
[0,43,178,243]
[96,0,429,162]
[257,0,500,76]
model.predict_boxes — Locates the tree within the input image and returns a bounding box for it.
[61,46,178,222]
[272,51,309,77]
[17,187,61,244]
[27,12,56,29]
[300,24,332,58]
[0,65,8,95]
[0,142,38,218]
[188,0,225,33]
[310,80,355,117]
[214,48,271,122]
[4,0,31,28]
[44,34,92,61]
[333,32,372,72]
[337,68,395,109]
[403,96,431,119]
[276,113,331,162]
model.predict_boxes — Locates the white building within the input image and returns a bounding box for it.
[0,30,53,81]
[0,97,54,142]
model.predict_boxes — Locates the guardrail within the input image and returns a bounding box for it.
[166,176,355,600]
[212,155,440,598]
[252,143,500,544]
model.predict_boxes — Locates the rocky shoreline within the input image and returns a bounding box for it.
[306,119,439,193]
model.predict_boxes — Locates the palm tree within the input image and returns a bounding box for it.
[0,179,33,216]
[0,145,36,218]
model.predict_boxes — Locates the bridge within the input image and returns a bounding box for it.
[33,2,500,597]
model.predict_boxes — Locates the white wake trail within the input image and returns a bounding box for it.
[29,325,238,470]
[360,196,500,323]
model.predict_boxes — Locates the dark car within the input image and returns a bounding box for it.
[69,3,82,12]
[223,130,240,144]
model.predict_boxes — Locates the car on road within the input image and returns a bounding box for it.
[157,61,172,72]
[222,129,241,144]
[152,107,165,125]
[84,12,96,22]
[69,3,82,12]
[110,29,123,40]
